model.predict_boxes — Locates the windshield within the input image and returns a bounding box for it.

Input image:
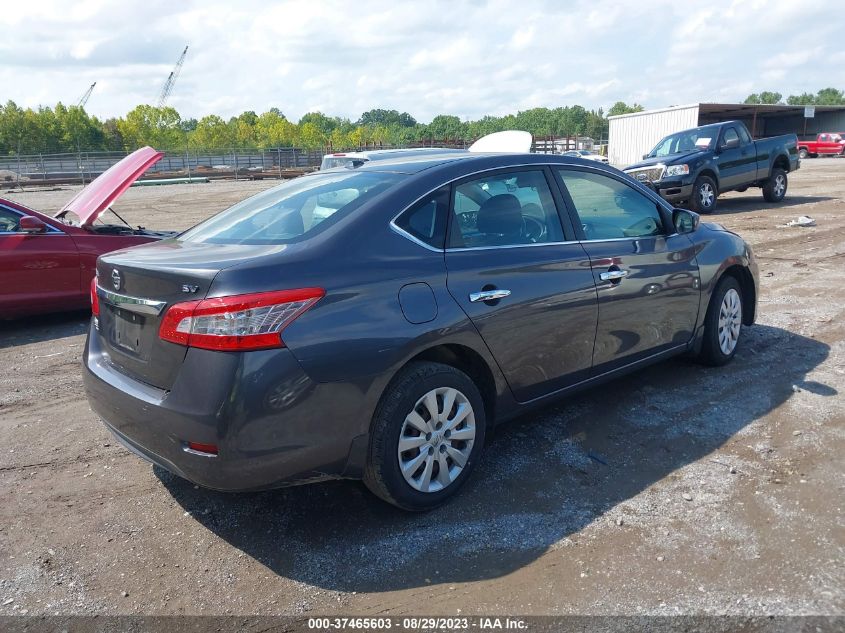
[648,126,719,157]
[179,171,403,245]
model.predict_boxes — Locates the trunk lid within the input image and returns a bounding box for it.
[95,240,288,390]
[56,146,163,227]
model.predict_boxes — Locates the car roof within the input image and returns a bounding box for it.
[324,151,616,175]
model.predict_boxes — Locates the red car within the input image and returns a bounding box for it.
[0,147,172,318]
[796,133,845,158]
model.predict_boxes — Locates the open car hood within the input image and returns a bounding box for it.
[55,146,163,226]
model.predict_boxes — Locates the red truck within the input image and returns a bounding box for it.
[796,133,844,159]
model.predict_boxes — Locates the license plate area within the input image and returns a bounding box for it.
[111,308,144,355]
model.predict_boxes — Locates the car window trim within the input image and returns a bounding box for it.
[389,186,450,251]
[551,164,675,241]
[390,161,668,252]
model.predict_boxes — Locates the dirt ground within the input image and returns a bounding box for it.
[0,161,843,618]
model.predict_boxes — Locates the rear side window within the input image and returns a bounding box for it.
[394,187,449,249]
[180,171,403,245]
[449,170,564,248]
[558,169,665,240]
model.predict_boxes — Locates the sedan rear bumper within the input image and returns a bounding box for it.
[83,323,362,491]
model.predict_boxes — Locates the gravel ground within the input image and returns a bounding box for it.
[0,161,843,617]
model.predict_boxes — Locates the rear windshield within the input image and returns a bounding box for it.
[179,171,403,245]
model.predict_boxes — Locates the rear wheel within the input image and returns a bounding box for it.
[798,148,808,160]
[762,168,787,202]
[697,276,743,366]
[689,175,717,214]
[364,362,486,511]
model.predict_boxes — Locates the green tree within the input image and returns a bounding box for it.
[786,92,816,105]
[298,112,339,137]
[255,110,297,147]
[744,91,782,105]
[427,115,465,140]
[358,109,417,128]
[814,87,845,105]
[607,101,644,117]
[117,105,183,150]
[189,115,233,149]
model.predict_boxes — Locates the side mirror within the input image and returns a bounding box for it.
[673,208,699,234]
[642,154,649,160]
[720,137,740,151]
[19,216,47,233]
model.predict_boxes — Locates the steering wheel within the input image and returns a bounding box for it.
[522,215,546,243]
[624,216,660,237]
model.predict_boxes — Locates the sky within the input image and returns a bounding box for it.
[1,0,843,123]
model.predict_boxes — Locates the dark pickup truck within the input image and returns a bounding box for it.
[624,121,799,213]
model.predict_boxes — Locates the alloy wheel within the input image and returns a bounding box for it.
[699,182,715,208]
[718,288,742,355]
[774,174,786,198]
[397,387,476,493]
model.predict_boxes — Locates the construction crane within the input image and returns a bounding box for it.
[77,82,96,108]
[157,45,188,108]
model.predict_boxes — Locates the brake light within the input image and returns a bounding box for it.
[90,277,100,316]
[185,441,218,456]
[159,288,324,351]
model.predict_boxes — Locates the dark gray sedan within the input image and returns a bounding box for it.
[84,153,759,511]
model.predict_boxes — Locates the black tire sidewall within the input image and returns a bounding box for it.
[763,168,787,202]
[701,276,743,366]
[366,363,486,511]
[690,175,717,214]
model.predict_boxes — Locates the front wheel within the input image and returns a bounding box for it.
[762,168,787,202]
[689,175,717,214]
[364,362,486,511]
[697,276,744,366]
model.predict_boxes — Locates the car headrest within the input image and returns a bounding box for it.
[476,194,523,238]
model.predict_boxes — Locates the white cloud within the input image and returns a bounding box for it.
[0,0,842,123]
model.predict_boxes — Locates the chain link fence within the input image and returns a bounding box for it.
[0,148,327,187]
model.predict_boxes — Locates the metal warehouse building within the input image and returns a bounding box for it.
[608,103,845,166]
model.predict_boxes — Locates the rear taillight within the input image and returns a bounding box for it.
[159,288,324,351]
[90,277,100,316]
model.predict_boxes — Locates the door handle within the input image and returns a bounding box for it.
[469,289,511,303]
[600,269,629,281]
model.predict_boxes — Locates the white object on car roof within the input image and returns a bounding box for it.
[468,130,533,153]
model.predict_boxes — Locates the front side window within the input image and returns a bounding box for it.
[722,127,739,147]
[449,170,563,248]
[394,187,449,249]
[0,207,21,232]
[180,171,403,244]
[558,170,665,240]
[738,125,751,144]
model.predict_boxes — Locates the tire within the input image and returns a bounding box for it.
[689,175,718,214]
[762,168,788,203]
[798,148,808,160]
[364,361,486,511]
[697,276,744,366]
